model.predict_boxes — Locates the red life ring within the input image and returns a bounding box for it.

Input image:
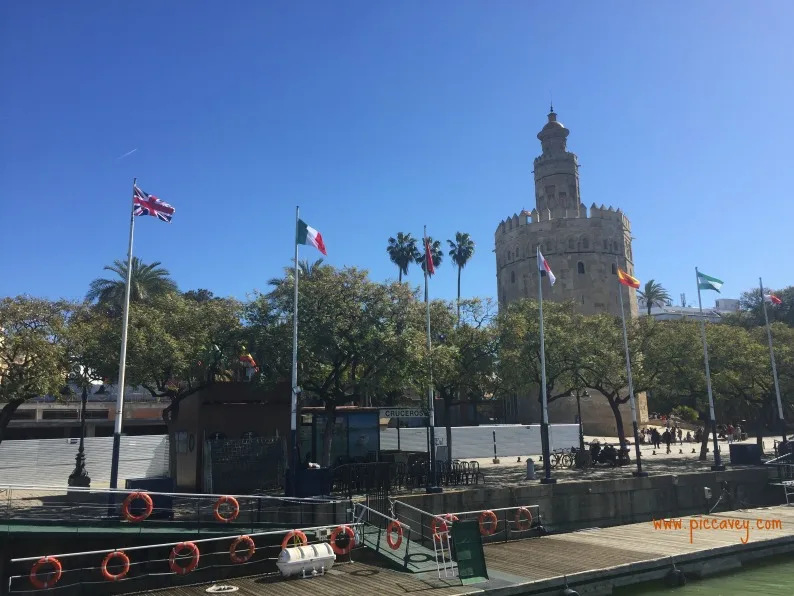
[386,521,403,550]
[101,551,131,581]
[329,525,355,556]
[229,535,256,564]
[29,557,62,589]
[122,492,154,523]
[169,542,200,575]
[515,507,533,531]
[431,517,448,541]
[478,510,498,536]
[213,495,240,523]
[280,529,308,551]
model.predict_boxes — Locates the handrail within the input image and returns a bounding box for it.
[389,498,447,521]
[10,522,364,563]
[448,504,540,517]
[0,484,344,504]
[764,452,794,465]
[354,502,410,530]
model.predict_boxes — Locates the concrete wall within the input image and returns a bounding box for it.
[393,467,782,533]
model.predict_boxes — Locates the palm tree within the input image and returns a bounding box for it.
[267,258,325,288]
[637,279,671,316]
[386,233,420,282]
[447,232,476,321]
[86,257,178,309]
[416,237,443,277]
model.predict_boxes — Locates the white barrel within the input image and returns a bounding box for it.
[276,543,336,578]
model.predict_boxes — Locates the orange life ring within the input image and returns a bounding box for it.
[101,551,131,581]
[386,521,403,550]
[122,491,154,523]
[478,510,498,536]
[329,525,355,556]
[515,507,533,531]
[229,535,256,564]
[169,541,200,575]
[29,556,63,589]
[280,529,308,551]
[213,495,240,523]
[431,517,448,541]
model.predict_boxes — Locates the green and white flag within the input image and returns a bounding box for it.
[697,271,723,293]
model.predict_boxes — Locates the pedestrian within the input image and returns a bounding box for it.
[662,429,672,454]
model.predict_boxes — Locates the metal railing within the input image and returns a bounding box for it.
[0,484,350,535]
[7,521,365,595]
[764,451,794,482]
[389,498,544,549]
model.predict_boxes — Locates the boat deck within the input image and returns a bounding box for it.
[131,505,794,595]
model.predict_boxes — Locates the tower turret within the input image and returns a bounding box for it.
[533,108,581,218]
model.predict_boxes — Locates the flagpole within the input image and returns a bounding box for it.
[537,247,555,484]
[617,260,647,477]
[424,226,441,493]
[109,178,137,492]
[760,277,786,445]
[696,267,724,471]
[289,206,300,496]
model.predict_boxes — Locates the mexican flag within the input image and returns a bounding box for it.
[697,271,723,293]
[297,219,327,255]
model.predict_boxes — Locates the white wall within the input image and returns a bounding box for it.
[380,424,580,459]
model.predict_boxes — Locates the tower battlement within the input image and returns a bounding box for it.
[495,203,630,238]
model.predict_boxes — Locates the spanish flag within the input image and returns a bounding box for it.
[617,267,640,289]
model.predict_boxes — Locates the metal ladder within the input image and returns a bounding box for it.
[432,530,457,579]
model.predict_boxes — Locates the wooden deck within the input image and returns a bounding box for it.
[137,505,794,596]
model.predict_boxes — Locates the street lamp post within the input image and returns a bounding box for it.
[575,389,587,453]
[68,386,91,488]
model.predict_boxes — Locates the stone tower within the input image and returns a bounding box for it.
[495,108,639,318]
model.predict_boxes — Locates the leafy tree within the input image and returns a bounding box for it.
[86,257,178,312]
[423,298,498,454]
[637,279,671,315]
[387,233,421,282]
[735,285,794,328]
[267,258,325,288]
[0,297,71,443]
[184,289,216,302]
[496,299,582,414]
[417,237,443,277]
[447,232,476,322]
[255,265,421,466]
[79,294,246,423]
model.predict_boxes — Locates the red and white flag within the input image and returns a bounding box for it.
[537,247,556,286]
[765,293,782,305]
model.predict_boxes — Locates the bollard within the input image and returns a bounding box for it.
[526,458,536,480]
[492,430,500,463]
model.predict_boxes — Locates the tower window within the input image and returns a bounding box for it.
[578,262,585,274]
[611,263,617,275]
[568,238,575,250]
[511,271,515,283]
[582,237,590,250]
[603,239,608,250]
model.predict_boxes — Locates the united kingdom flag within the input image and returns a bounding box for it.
[133,185,175,223]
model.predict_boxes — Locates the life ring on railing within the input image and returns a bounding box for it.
[230,535,256,564]
[122,491,154,523]
[213,495,240,523]
[386,521,403,550]
[169,542,200,575]
[101,550,131,581]
[431,514,458,541]
[478,510,498,536]
[280,529,308,551]
[515,507,533,531]
[329,525,355,556]
[29,556,63,589]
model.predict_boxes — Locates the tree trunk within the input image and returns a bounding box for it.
[0,399,25,445]
[647,301,652,316]
[699,423,710,461]
[322,402,337,468]
[608,396,628,453]
[398,268,402,283]
[456,266,462,323]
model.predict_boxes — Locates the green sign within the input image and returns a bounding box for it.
[451,519,489,585]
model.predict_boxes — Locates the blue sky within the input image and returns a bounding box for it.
[2,1,792,308]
